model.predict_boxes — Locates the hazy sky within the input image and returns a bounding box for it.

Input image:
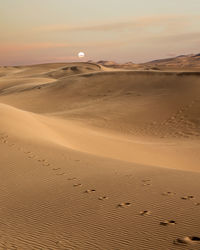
[1,0,200,65]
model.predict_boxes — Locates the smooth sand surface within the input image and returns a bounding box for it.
[0,62,200,249]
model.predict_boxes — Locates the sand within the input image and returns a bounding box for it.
[0,61,200,249]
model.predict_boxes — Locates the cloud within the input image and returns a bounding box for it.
[37,15,197,33]
[47,56,79,61]
[147,31,200,44]
[0,42,71,53]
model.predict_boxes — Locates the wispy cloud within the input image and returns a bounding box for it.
[37,15,197,33]
[147,31,200,44]
[0,40,129,55]
[0,42,71,53]
[47,56,80,61]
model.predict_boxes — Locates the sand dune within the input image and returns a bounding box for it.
[0,62,200,249]
[97,53,200,71]
[144,53,200,71]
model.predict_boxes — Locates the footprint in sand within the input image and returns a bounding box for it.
[84,189,96,193]
[173,236,200,245]
[37,159,50,166]
[117,202,131,208]
[28,154,35,159]
[142,179,152,186]
[140,210,151,216]
[143,183,151,186]
[142,179,151,182]
[73,183,82,187]
[26,152,36,157]
[52,168,61,171]
[38,159,47,163]
[67,177,77,181]
[24,151,31,154]
[56,173,66,176]
[43,162,50,166]
[181,195,194,200]
[55,240,69,248]
[162,191,176,196]
[160,220,176,226]
[98,196,108,201]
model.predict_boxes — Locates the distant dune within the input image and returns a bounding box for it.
[97,53,200,71]
[0,59,200,249]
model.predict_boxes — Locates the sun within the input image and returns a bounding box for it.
[78,52,85,58]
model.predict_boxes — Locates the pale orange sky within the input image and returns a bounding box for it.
[1,0,200,65]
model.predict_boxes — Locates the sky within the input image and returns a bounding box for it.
[1,0,200,65]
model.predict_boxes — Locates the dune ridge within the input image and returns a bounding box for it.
[0,62,200,249]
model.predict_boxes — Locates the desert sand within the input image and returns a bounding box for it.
[0,57,200,249]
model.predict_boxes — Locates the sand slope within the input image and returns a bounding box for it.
[0,62,200,249]
[97,53,200,71]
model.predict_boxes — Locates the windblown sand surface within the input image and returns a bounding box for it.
[0,62,200,249]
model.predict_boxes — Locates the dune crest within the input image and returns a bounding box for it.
[0,61,200,249]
